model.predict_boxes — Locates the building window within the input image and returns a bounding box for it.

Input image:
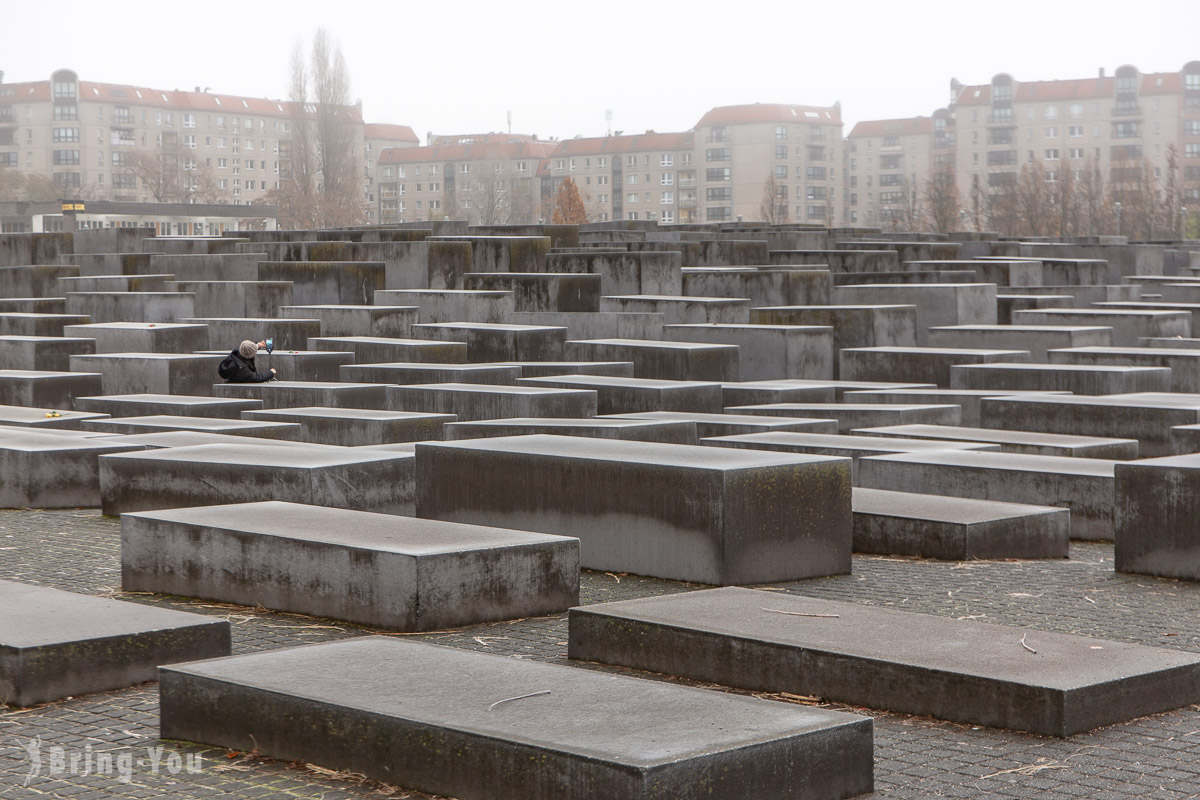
[0,153,16,167]
[597,175,608,185]
[807,205,825,219]
[1069,147,1085,159]
[1045,149,1060,160]
[807,166,827,181]
[705,167,731,181]
[775,145,788,160]
[1113,122,1139,139]
[1187,143,1200,159]
[628,174,638,185]
[708,126,728,143]
[774,165,787,179]
[661,191,674,204]
[53,172,81,187]
[52,127,79,143]
[660,153,674,166]
[706,148,731,162]
[52,150,80,165]
[706,206,731,221]
[879,173,903,186]
[706,187,732,202]
[460,163,470,173]
[627,192,639,204]
[660,173,674,185]
[112,173,136,189]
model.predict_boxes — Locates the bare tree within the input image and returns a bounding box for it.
[923,165,960,233]
[270,28,364,228]
[898,175,921,231]
[758,173,789,224]
[1077,156,1110,235]
[551,177,588,224]
[458,150,534,225]
[125,149,185,202]
[0,169,58,202]
[1016,160,1053,237]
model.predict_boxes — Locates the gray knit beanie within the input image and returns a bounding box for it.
[238,340,258,359]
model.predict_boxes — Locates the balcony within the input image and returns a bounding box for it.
[679,197,697,209]
[1113,103,1143,118]
[678,178,696,189]
[111,115,135,129]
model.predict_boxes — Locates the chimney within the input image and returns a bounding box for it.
[1099,67,1106,78]
[194,86,200,93]
[0,71,5,84]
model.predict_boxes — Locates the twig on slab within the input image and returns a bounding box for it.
[761,607,839,618]
[1020,633,1037,654]
[487,690,551,712]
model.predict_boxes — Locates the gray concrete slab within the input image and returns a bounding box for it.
[492,360,636,378]
[0,431,146,508]
[840,346,1032,387]
[857,450,1119,540]
[0,313,92,338]
[852,487,1070,560]
[950,362,1172,396]
[160,637,873,800]
[444,417,698,444]
[340,361,522,385]
[0,403,109,431]
[833,283,998,345]
[1047,345,1200,393]
[186,317,322,352]
[568,586,1200,736]
[240,407,454,446]
[281,304,418,339]
[80,414,304,440]
[726,402,961,433]
[61,321,210,354]
[564,338,739,382]
[388,383,597,422]
[100,443,415,516]
[749,305,917,376]
[0,369,103,410]
[704,431,998,482]
[1012,308,1191,346]
[852,423,1140,460]
[214,380,389,410]
[410,322,567,362]
[416,434,851,584]
[602,410,839,437]
[0,579,230,707]
[517,374,722,415]
[661,323,834,380]
[64,291,195,324]
[979,394,1200,457]
[1115,454,1200,581]
[0,335,96,371]
[70,352,225,397]
[926,324,1113,360]
[309,335,468,364]
[122,502,579,631]
[842,388,1069,428]
[73,392,264,419]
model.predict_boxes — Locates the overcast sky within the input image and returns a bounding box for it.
[6,0,1198,141]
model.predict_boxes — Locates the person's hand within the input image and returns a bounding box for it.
[257,340,267,348]
[270,368,277,374]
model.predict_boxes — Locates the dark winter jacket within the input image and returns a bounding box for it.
[222,349,274,383]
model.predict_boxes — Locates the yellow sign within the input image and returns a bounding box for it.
[61,202,86,212]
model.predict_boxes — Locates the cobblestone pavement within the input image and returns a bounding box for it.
[1,508,1199,798]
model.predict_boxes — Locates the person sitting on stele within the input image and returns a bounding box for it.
[218,340,276,383]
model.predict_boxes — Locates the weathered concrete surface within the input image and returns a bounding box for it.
[69,352,225,397]
[568,587,1200,736]
[416,434,851,585]
[122,502,579,631]
[0,369,103,410]
[0,335,95,371]
[517,374,722,415]
[857,450,1118,540]
[852,424,1139,460]
[80,414,303,440]
[62,321,210,354]
[564,339,739,382]
[214,381,389,411]
[443,417,698,444]
[0,579,230,707]
[661,323,834,381]
[852,487,1070,560]
[604,410,839,437]
[0,431,145,508]
[100,443,415,516]
[725,402,961,433]
[839,346,1031,387]
[388,383,597,422]
[1115,454,1200,581]
[74,393,263,419]
[160,637,874,800]
[950,362,1172,396]
[241,407,454,446]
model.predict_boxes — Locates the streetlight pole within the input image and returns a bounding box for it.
[1115,201,1123,237]
[959,208,967,232]
[1183,207,1189,241]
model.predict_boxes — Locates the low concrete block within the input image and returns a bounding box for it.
[74,393,263,419]
[309,336,468,364]
[122,502,579,630]
[444,417,698,444]
[840,346,1031,387]
[517,375,722,414]
[0,404,109,431]
[0,369,103,410]
[0,313,92,338]
[64,291,195,324]
[603,410,839,437]
[662,323,834,381]
[281,304,418,339]
[160,637,874,800]
[842,388,1066,428]
[852,487,1070,560]
[389,383,597,422]
[186,317,322,352]
[852,424,1139,460]
[214,381,389,410]
[69,352,224,397]
[1047,346,1200,394]
[0,431,145,508]
[0,335,95,371]
[410,322,567,362]
[80,414,304,440]
[416,434,851,584]
[1115,454,1200,580]
[100,443,415,516]
[464,272,601,312]
[568,587,1200,736]
[950,362,1172,396]
[565,338,739,381]
[857,450,1118,540]
[1012,308,1191,346]
[0,580,230,707]
[62,322,210,354]
[241,407,455,446]
[927,325,1113,360]
[726,402,961,433]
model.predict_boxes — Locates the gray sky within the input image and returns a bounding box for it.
[6,0,1198,140]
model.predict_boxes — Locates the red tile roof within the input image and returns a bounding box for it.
[0,81,49,102]
[956,72,1182,105]
[696,103,842,127]
[364,123,419,143]
[429,133,541,145]
[848,117,933,138]
[378,140,556,164]
[550,131,694,156]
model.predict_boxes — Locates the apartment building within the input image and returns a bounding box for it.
[694,103,844,226]
[375,134,555,225]
[363,123,419,223]
[845,117,933,227]
[545,132,695,223]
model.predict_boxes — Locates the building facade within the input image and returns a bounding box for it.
[845,117,933,227]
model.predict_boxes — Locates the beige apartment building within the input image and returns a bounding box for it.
[849,62,1200,234]
[693,103,844,226]
[0,69,388,220]
[363,123,419,223]
[375,134,556,225]
[844,117,933,227]
[545,132,695,223]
